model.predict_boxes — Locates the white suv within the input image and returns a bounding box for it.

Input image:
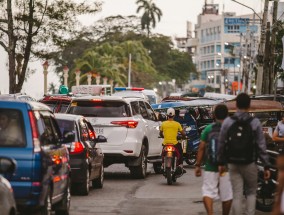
[66,95,163,178]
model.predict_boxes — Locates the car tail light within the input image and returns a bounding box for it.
[70,142,84,154]
[92,98,102,102]
[165,145,175,152]
[111,120,138,128]
[28,111,41,153]
[32,182,41,187]
[88,129,96,140]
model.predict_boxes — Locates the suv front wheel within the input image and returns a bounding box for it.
[130,145,147,179]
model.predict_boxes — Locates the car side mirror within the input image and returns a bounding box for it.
[0,157,16,174]
[96,135,107,143]
[62,131,75,143]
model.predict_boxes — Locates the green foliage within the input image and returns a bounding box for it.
[275,22,284,80]
[73,40,157,88]
[165,50,197,87]
[57,15,196,89]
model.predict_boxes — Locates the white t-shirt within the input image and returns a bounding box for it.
[276,121,284,137]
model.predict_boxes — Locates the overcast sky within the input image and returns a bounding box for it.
[0,0,272,98]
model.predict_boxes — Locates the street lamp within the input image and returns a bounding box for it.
[63,65,69,87]
[43,61,49,95]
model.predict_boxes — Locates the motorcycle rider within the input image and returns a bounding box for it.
[160,108,187,174]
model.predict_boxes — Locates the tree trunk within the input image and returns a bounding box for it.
[7,0,16,93]
[15,0,34,93]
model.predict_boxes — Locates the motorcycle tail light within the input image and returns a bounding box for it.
[165,145,175,152]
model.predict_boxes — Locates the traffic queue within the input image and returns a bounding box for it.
[0,86,283,214]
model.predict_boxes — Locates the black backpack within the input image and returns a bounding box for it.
[225,116,256,164]
[206,123,221,165]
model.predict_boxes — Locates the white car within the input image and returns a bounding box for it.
[66,95,163,178]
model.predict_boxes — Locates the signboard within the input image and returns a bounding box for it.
[224,18,249,25]
[71,85,111,96]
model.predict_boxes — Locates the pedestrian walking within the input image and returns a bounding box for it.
[195,104,232,215]
[217,93,271,215]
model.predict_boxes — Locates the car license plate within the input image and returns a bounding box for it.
[95,128,104,135]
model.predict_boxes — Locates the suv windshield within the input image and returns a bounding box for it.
[68,101,130,117]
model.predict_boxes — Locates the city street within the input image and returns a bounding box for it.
[70,164,269,215]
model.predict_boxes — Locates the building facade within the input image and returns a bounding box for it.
[176,2,261,94]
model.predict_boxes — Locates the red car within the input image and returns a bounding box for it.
[39,94,72,113]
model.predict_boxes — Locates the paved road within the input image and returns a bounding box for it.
[70,164,269,215]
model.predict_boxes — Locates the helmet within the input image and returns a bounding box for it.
[167,108,175,117]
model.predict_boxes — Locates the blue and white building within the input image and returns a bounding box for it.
[176,2,261,94]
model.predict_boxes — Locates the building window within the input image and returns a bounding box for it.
[216,45,221,53]
[216,75,221,84]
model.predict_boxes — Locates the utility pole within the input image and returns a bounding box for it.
[238,33,243,94]
[263,22,271,94]
[269,0,279,94]
[128,53,132,87]
[256,0,269,95]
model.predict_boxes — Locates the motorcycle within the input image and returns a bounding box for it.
[162,144,184,185]
[256,149,278,212]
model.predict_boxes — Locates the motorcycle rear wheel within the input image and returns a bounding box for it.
[256,180,275,212]
[166,167,173,185]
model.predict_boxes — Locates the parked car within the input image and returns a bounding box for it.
[0,93,36,101]
[0,100,71,214]
[0,157,17,215]
[66,95,163,178]
[38,94,73,113]
[55,113,105,195]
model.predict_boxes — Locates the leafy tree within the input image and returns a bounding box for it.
[136,0,162,36]
[0,0,102,93]
[73,40,157,88]
[274,22,284,80]
[165,50,197,88]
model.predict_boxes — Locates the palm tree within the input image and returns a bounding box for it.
[136,0,162,36]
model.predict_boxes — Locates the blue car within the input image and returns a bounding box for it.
[0,100,71,214]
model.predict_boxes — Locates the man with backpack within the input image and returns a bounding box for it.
[195,104,232,215]
[217,93,271,215]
